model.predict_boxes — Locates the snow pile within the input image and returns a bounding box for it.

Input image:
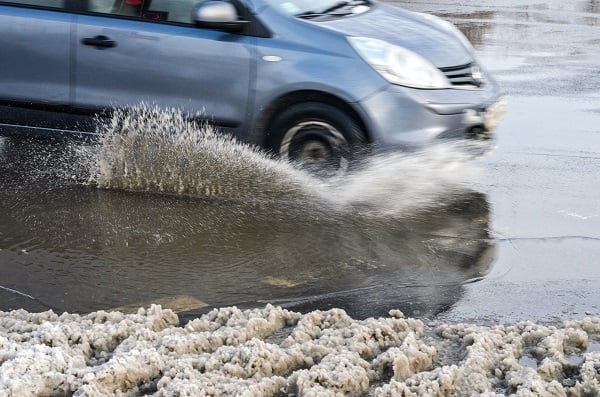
[0,305,598,396]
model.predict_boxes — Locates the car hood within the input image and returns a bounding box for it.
[318,3,472,68]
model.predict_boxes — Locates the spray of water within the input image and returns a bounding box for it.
[88,106,481,216]
[321,143,481,216]
[90,105,316,200]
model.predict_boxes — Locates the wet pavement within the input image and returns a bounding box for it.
[1,0,600,324]
[395,0,600,323]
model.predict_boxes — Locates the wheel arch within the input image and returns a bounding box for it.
[255,90,371,147]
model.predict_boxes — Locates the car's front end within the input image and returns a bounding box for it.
[250,0,505,153]
[354,67,505,148]
[319,1,505,149]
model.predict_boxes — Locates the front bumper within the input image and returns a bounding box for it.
[357,80,505,149]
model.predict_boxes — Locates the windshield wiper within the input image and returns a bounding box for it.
[295,10,326,19]
[296,0,368,19]
[320,1,358,15]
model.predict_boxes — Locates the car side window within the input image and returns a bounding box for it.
[0,0,65,8]
[88,0,204,24]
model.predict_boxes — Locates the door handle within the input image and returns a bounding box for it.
[81,35,116,49]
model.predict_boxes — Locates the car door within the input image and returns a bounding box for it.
[73,0,253,133]
[0,0,74,133]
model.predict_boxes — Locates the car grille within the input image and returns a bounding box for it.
[440,63,484,88]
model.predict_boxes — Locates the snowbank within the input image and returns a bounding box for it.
[0,305,598,396]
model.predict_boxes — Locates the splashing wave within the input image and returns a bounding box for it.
[90,106,315,200]
[89,106,482,216]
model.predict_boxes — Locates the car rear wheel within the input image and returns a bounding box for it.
[267,102,366,175]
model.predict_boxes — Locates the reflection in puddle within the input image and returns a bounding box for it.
[581,0,600,13]
[0,129,494,319]
[412,0,600,48]
[455,21,493,46]
[442,10,600,26]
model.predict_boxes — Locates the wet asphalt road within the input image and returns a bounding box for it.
[1,0,599,323]
[394,0,600,323]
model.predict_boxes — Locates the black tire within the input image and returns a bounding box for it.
[266,102,367,175]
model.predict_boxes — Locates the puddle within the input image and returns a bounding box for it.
[578,0,600,14]
[0,108,491,319]
[588,340,600,352]
[519,354,538,369]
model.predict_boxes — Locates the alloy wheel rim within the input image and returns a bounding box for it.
[279,121,349,173]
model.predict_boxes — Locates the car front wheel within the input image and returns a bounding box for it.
[267,102,366,175]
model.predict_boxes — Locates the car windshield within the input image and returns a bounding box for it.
[264,0,367,18]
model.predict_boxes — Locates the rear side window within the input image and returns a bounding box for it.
[88,0,203,24]
[0,0,65,8]
[1,0,210,24]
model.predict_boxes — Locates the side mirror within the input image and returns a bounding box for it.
[193,1,249,33]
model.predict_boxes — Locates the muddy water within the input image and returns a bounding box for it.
[0,110,492,319]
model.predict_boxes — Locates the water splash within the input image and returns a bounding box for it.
[321,143,481,216]
[90,106,316,201]
[89,106,481,216]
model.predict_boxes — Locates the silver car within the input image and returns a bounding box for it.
[0,0,504,169]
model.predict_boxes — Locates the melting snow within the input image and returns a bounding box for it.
[0,305,598,396]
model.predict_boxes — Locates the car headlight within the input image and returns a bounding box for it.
[348,37,449,89]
